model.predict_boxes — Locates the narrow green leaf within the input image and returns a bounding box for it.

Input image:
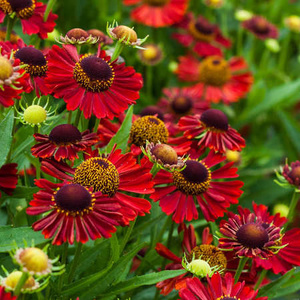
[0,108,14,166]
[0,186,38,201]
[100,269,187,297]
[0,226,46,252]
[103,105,133,153]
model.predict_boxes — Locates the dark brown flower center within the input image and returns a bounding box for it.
[199,56,231,86]
[171,96,193,114]
[73,54,115,92]
[66,28,89,39]
[288,165,300,181]
[5,0,36,19]
[73,157,120,196]
[173,160,211,195]
[142,0,169,6]
[54,183,92,213]
[253,17,270,34]
[200,109,228,131]
[140,106,164,121]
[236,223,269,248]
[129,116,169,147]
[15,47,47,77]
[49,124,82,145]
[151,144,178,165]
[188,18,215,42]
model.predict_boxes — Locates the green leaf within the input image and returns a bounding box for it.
[0,226,47,252]
[103,105,133,153]
[258,267,300,298]
[100,269,186,297]
[62,242,146,298]
[237,78,300,125]
[0,108,14,166]
[0,186,38,202]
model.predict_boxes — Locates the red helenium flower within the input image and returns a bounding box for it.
[0,163,18,198]
[26,180,123,245]
[123,0,189,28]
[150,150,243,222]
[45,44,143,119]
[0,0,57,39]
[0,285,17,300]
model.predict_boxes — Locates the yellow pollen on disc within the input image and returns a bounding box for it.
[73,157,120,196]
[0,56,13,80]
[199,56,231,86]
[23,105,47,125]
[143,46,158,60]
[173,161,211,195]
[129,116,169,147]
[3,271,36,290]
[188,21,215,42]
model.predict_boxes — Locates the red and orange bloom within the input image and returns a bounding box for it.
[46,44,143,119]
[40,147,154,225]
[0,163,18,198]
[282,160,300,188]
[158,87,210,123]
[242,15,278,40]
[0,285,17,300]
[179,272,266,300]
[150,150,243,223]
[0,0,57,39]
[123,0,189,28]
[173,13,231,57]
[176,55,253,104]
[219,204,284,259]
[179,109,245,153]
[0,48,29,107]
[31,124,99,162]
[26,180,123,245]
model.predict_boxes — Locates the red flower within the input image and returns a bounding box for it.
[40,147,154,225]
[242,16,278,40]
[282,160,300,188]
[176,55,253,104]
[123,0,189,28]
[26,180,123,245]
[173,13,231,57]
[46,44,143,119]
[179,272,266,300]
[0,47,29,107]
[0,285,17,300]
[0,1,57,39]
[0,163,18,198]
[219,204,283,259]
[179,109,245,153]
[150,150,243,222]
[31,124,99,162]
[158,86,210,123]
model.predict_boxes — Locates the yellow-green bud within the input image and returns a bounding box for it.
[235,10,253,22]
[265,39,280,53]
[0,56,13,81]
[273,204,289,218]
[23,105,47,125]
[187,259,212,277]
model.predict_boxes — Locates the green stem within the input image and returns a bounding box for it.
[111,232,120,262]
[236,25,244,56]
[68,242,83,283]
[247,35,255,65]
[254,268,267,290]
[161,216,175,270]
[258,48,270,74]
[5,16,16,41]
[119,218,136,255]
[44,0,56,21]
[74,109,81,128]
[14,272,29,296]
[209,221,218,247]
[234,256,249,284]
[278,31,291,72]
[284,190,299,230]
[146,65,153,103]
[67,111,72,124]
[111,41,125,61]
[58,243,68,292]
[93,117,101,133]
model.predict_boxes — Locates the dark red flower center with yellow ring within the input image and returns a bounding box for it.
[142,0,169,7]
[73,157,120,196]
[199,56,231,86]
[171,96,193,115]
[200,109,229,132]
[236,223,269,249]
[49,124,82,146]
[53,183,94,215]
[0,0,36,19]
[15,47,47,77]
[73,54,115,92]
[188,19,215,42]
[173,160,211,195]
[130,116,169,147]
